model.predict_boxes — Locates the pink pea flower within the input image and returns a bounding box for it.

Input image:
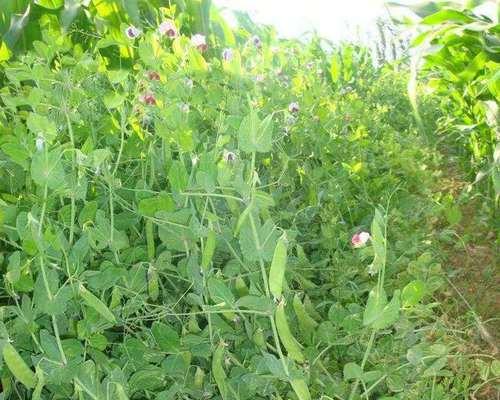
[139,93,156,106]
[288,102,300,113]
[147,71,160,81]
[222,48,234,62]
[351,232,371,248]
[191,34,208,52]
[125,25,141,39]
[158,20,178,38]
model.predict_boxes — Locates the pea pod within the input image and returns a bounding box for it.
[79,284,116,324]
[269,237,287,299]
[194,366,205,390]
[234,201,253,236]
[2,342,37,389]
[275,302,304,363]
[201,229,216,271]
[147,264,159,301]
[290,379,311,400]
[293,294,318,342]
[116,383,129,400]
[212,343,228,400]
[234,276,249,297]
[110,286,122,309]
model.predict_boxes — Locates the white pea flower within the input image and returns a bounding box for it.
[222,48,234,62]
[223,150,236,163]
[125,25,141,39]
[191,34,207,52]
[251,35,262,49]
[35,136,45,151]
[158,20,178,38]
[288,102,300,113]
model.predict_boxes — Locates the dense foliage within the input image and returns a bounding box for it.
[402,2,500,202]
[0,1,498,400]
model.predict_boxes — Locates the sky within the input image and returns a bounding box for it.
[213,0,391,42]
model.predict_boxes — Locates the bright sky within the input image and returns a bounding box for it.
[213,0,390,42]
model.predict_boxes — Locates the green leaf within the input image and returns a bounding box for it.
[239,218,279,262]
[0,41,12,62]
[208,277,235,306]
[343,362,363,380]
[363,287,400,330]
[27,114,57,143]
[201,230,216,271]
[422,9,474,25]
[138,193,175,217]
[402,280,426,307]
[152,322,180,353]
[238,110,273,153]
[491,359,500,377]
[33,269,72,316]
[168,160,189,193]
[31,150,66,190]
[188,48,208,72]
[2,142,30,169]
[236,295,274,312]
[103,92,125,109]
[78,201,98,226]
[35,0,64,9]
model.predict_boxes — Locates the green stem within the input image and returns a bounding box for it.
[112,113,126,176]
[348,330,376,400]
[64,111,76,246]
[52,315,67,364]
[38,183,48,237]
[248,213,289,376]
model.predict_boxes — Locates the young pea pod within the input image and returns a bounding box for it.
[269,237,287,299]
[290,379,311,400]
[79,284,116,324]
[275,302,304,363]
[201,229,216,271]
[110,286,122,309]
[147,264,159,301]
[2,342,37,389]
[212,343,229,400]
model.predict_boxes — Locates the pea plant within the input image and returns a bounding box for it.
[0,3,498,400]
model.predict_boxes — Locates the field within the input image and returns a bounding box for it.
[0,1,498,399]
